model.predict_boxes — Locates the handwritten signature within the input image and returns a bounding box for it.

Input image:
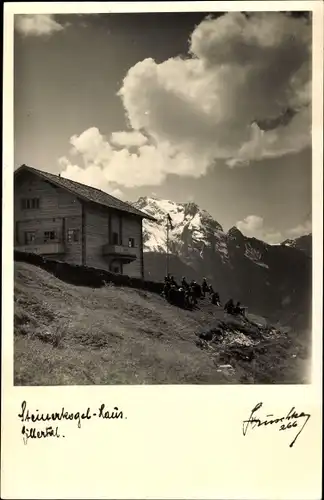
[242,402,311,447]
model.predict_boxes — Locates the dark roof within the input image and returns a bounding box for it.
[15,164,157,222]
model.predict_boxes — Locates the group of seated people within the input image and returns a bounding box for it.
[162,274,221,309]
[223,298,246,317]
[162,274,246,317]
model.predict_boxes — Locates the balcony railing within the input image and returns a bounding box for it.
[102,243,137,261]
[15,242,66,256]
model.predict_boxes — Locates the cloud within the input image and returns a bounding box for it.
[236,215,283,244]
[61,127,207,188]
[236,214,312,244]
[110,131,148,148]
[119,12,311,168]
[287,219,312,238]
[70,127,113,164]
[237,215,264,233]
[58,156,125,199]
[59,12,311,190]
[15,14,65,36]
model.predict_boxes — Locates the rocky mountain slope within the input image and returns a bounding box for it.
[282,233,312,258]
[133,197,312,331]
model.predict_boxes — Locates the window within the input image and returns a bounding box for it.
[67,229,80,243]
[128,237,135,248]
[113,266,120,274]
[21,198,40,210]
[44,231,57,243]
[112,232,119,245]
[24,231,36,244]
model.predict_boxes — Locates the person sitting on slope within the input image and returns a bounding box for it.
[194,281,202,299]
[170,275,179,288]
[181,276,189,290]
[211,291,221,306]
[177,287,187,308]
[189,281,198,305]
[167,283,178,304]
[184,287,193,308]
[201,277,209,298]
[234,301,246,317]
[164,275,171,285]
[162,275,172,297]
[224,298,235,314]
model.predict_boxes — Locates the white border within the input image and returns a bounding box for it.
[2,3,323,499]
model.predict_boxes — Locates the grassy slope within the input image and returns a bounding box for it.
[14,262,310,385]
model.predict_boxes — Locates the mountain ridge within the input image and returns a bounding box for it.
[131,196,312,331]
[282,233,312,258]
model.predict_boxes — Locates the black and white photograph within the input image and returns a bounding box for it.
[13,9,313,386]
[2,3,323,500]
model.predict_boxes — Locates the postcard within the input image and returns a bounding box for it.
[2,2,323,499]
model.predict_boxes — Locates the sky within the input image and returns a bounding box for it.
[14,11,312,243]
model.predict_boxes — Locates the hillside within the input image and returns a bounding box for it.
[14,261,310,385]
[132,197,312,331]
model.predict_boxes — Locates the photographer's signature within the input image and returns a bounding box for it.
[242,402,311,447]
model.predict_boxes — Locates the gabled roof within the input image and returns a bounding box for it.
[14,164,157,222]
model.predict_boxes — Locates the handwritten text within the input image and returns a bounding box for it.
[18,400,125,445]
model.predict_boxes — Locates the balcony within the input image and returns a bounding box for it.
[102,243,137,262]
[15,242,66,256]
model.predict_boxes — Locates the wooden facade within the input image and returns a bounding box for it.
[14,168,148,278]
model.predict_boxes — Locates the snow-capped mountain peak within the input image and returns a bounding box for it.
[131,196,228,260]
[128,196,311,331]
